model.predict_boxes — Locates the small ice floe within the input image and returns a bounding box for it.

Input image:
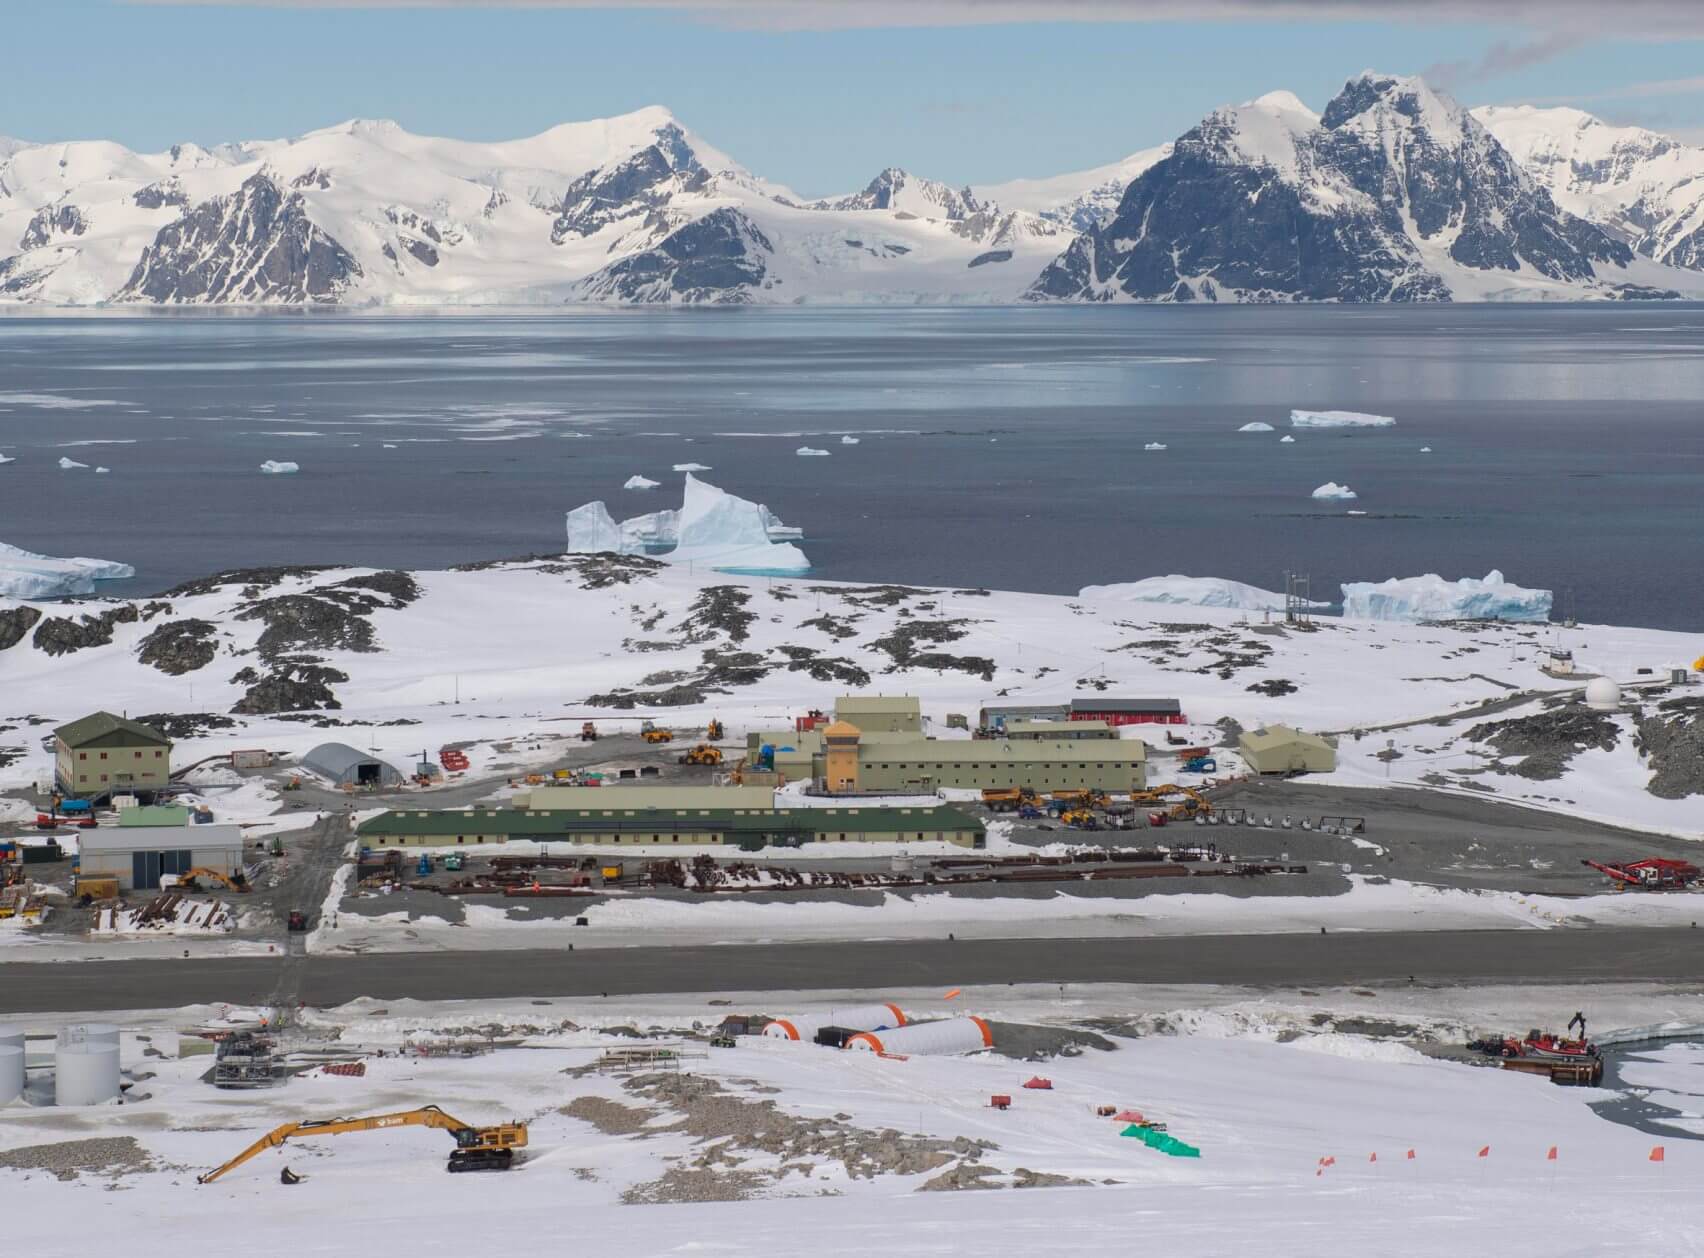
[840,435,860,445]
[1144,442,1167,451]
[796,447,830,457]
[95,466,110,474]
[1280,435,1296,444]
[672,463,712,472]
[1420,446,1432,453]
[58,456,89,470]
[1238,421,1275,432]
[260,460,300,475]
[623,475,661,490]
[1311,482,1358,500]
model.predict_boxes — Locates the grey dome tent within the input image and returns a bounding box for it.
[301,742,404,789]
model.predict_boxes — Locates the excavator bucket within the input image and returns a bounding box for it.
[280,1167,302,1185]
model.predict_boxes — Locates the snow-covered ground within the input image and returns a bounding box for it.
[1,987,1699,1256]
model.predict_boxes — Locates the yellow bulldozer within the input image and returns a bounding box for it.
[678,744,724,766]
[640,720,673,744]
[197,1105,528,1183]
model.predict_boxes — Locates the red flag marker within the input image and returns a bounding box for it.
[1650,1146,1665,1163]
[1478,1145,1490,1158]
[1368,1152,1377,1163]
[1546,1146,1557,1161]
[1405,1149,1416,1160]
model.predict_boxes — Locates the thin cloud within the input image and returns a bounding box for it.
[1422,32,1588,88]
[114,0,1704,35]
[1509,75,1704,108]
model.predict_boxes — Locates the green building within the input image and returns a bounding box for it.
[851,737,1146,793]
[833,695,923,734]
[54,712,172,798]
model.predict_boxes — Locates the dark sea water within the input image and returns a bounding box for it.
[1,304,1701,629]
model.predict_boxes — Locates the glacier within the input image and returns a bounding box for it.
[1311,482,1358,500]
[1078,574,1325,613]
[0,541,135,599]
[565,474,808,573]
[1291,410,1396,428]
[260,460,299,474]
[1340,570,1552,622]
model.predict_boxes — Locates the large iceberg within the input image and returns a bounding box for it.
[1311,482,1358,500]
[1237,421,1275,432]
[1079,575,1325,613]
[0,541,135,599]
[1340,570,1552,622]
[566,475,808,573]
[1291,409,1395,428]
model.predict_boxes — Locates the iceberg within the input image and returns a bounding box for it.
[672,463,712,472]
[95,466,110,474]
[796,447,830,457]
[1280,435,1296,444]
[1144,442,1167,451]
[1079,574,1326,613]
[623,474,660,490]
[1420,446,1432,453]
[58,456,88,470]
[1340,570,1552,623]
[0,453,14,465]
[1291,409,1395,428]
[260,460,299,474]
[1311,482,1358,500]
[840,435,861,445]
[0,541,135,599]
[1238,421,1275,432]
[565,474,808,573]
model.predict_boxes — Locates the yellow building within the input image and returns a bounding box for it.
[822,720,863,792]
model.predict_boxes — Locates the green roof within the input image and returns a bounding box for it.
[55,711,171,748]
[356,805,983,839]
[118,805,190,828]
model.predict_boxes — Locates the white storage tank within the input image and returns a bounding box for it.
[57,1023,120,1048]
[1584,678,1622,711]
[845,1016,993,1056]
[0,1045,23,1105]
[55,1040,121,1106]
[0,1026,24,1052]
[763,1003,908,1042]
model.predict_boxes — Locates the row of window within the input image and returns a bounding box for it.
[372,831,964,845]
[75,750,164,760]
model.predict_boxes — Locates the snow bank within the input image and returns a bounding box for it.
[1311,481,1358,500]
[1237,421,1275,432]
[796,447,830,457]
[1341,569,1552,622]
[1291,410,1395,428]
[58,456,88,470]
[623,474,660,490]
[1078,574,1321,613]
[671,463,711,472]
[566,474,808,573]
[0,541,135,599]
[259,460,299,475]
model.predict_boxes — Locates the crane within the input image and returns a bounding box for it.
[196,1105,527,1183]
[1581,858,1700,891]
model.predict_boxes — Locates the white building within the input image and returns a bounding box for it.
[77,823,245,891]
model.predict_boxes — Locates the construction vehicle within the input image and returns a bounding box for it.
[1131,784,1213,821]
[444,852,466,873]
[416,854,433,877]
[678,744,724,767]
[1581,858,1700,891]
[1059,808,1100,829]
[282,775,302,791]
[73,874,120,903]
[287,910,308,932]
[795,709,827,733]
[174,868,250,894]
[579,722,599,742]
[1181,756,1217,774]
[196,1106,528,1183]
[981,787,1040,812]
[1049,789,1110,811]
[640,721,673,745]
[706,718,725,741]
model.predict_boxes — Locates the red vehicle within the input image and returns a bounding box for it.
[1518,1029,1598,1061]
[795,709,827,733]
[1581,858,1700,891]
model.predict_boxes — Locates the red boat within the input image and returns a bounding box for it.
[1518,1029,1598,1061]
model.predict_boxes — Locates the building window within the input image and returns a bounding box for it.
[100,752,107,760]
[78,753,86,761]
[155,751,162,758]
[457,836,465,844]
[100,774,108,783]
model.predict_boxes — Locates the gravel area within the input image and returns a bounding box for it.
[561,1096,660,1136]
[0,1136,154,1181]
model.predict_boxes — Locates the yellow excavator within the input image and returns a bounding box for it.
[196,1106,528,1183]
[174,868,250,894]
[1131,783,1213,820]
[678,743,724,766]
[706,718,725,741]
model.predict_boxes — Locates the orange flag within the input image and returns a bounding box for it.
[1478,1145,1490,1158]
[1546,1146,1558,1161]
[943,988,962,1000]
[1650,1146,1665,1163]
[1406,1149,1416,1160]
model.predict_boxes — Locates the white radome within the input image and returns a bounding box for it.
[1584,677,1622,710]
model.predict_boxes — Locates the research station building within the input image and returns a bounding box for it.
[1238,725,1338,775]
[54,712,172,798]
[78,808,245,891]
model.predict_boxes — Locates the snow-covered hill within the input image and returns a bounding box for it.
[1029,75,1704,303]
[7,79,1704,306]
[1476,105,1704,271]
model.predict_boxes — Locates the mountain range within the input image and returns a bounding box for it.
[4,72,1704,306]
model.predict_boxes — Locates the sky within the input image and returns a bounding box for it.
[6,1,1704,197]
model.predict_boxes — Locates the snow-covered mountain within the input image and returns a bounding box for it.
[1476,105,1704,272]
[6,80,1704,307]
[1029,75,1698,303]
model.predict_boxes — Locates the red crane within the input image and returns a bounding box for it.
[1581,858,1700,891]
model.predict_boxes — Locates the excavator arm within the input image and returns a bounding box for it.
[197,1106,478,1183]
